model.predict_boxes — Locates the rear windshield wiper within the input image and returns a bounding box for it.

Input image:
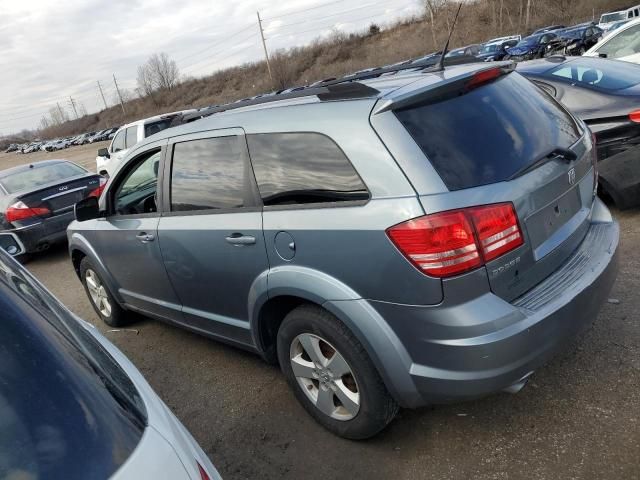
[508,147,577,180]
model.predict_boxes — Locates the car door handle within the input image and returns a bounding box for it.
[225,234,256,246]
[136,232,155,243]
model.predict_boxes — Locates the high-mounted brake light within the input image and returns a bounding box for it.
[466,68,504,90]
[6,201,50,223]
[387,203,523,278]
[630,109,640,123]
[88,176,107,198]
[197,461,211,480]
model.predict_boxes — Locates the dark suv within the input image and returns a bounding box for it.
[68,62,619,439]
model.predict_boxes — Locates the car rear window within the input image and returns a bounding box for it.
[395,72,581,190]
[548,59,640,90]
[0,162,86,193]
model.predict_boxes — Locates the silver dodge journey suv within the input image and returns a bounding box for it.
[68,61,619,439]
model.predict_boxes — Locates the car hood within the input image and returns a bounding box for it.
[507,46,534,55]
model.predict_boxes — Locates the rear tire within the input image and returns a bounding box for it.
[277,304,398,439]
[80,257,128,327]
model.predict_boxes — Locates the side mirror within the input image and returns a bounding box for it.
[98,147,110,158]
[0,233,25,256]
[75,196,100,222]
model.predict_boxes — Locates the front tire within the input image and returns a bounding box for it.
[80,257,128,327]
[277,304,398,439]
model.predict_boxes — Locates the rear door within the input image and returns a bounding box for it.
[157,128,267,346]
[377,68,596,302]
[89,144,181,318]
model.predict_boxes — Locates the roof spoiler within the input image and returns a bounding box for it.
[373,62,515,115]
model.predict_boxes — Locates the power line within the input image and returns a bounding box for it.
[269,1,385,31]
[176,23,256,64]
[181,31,258,72]
[263,0,347,21]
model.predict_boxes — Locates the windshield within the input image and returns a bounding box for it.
[601,12,626,23]
[0,252,146,480]
[561,28,584,39]
[515,37,537,47]
[0,162,86,193]
[480,43,499,54]
[395,72,581,190]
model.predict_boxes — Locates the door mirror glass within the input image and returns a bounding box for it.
[0,233,25,256]
[98,147,110,158]
[75,196,100,222]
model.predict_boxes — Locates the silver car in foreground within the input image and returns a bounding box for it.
[0,233,220,479]
[69,61,619,439]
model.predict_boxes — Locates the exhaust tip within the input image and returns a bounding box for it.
[503,371,534,394]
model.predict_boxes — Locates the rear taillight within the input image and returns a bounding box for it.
[6,201,50,223]
[88,177,107,198]
[591,131,598,193]
[197,461,211,480]
[630,109,640,123]
[387,203,523,278]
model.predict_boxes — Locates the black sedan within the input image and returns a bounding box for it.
[547,24,603,56]
[0,160,105,254]
[518,56,640,207]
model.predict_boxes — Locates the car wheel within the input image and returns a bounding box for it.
[80,257,128,327]
[277,304,399,439]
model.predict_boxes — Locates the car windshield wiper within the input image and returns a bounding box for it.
[509,147,577,180]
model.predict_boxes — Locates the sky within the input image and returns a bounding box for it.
[0,0,423,135]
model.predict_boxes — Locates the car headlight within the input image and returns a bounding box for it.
[484,56,495,62]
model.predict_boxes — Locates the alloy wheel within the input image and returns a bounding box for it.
[85,269,112,317]
[289,333,360,421]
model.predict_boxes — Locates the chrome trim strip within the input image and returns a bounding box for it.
[41,186,87,201]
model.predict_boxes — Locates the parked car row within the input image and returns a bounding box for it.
[7,127,120,155]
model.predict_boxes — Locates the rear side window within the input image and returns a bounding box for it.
[548,61,640,90]
[171,136,248,211]
[125,126,138,148]
[395,72,581,191]
[0,162,86,193]
[144,119,172,138]
[247,133,368,206]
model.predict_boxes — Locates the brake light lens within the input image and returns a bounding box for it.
[630,109,640,123]
[466,67,504,90]
[197,462,211,480]
[468,204,523,262]
[387,203,523,278]
[88,177,107,198]
[6,201,50,223]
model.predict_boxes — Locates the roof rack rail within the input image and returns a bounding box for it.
[177,82,380,124]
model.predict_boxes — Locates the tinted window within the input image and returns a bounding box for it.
[171,136,247,211]
[0,162,86,193]
[125,126,138,148]
[597,24,640,58]
[0,251,145,480]
[111,130,125,152]
[395,72,580,191]
[144,119,173,138]
[548,60,640,90]
[113,151,160,215]
[247,133,369,206]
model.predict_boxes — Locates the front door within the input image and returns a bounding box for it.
[92,147,181,319]
[158,129,268,346]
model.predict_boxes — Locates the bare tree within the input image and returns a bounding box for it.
[424,0,448,49]
[137,52,180,94]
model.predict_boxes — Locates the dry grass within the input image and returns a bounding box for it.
[11,0,629,144]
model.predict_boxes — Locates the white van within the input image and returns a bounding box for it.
[599,5,640,31]
[96,110,194,177]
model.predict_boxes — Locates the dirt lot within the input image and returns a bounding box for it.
[1,146,639,479]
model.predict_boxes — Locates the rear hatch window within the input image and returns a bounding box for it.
[395,72,581,191]
[0,162,86,193]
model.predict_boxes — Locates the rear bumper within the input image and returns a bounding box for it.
[4,211,75,253]
[369,200,619,407]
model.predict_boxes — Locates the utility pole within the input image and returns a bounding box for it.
[525,0,532,31]
[97,80,108,110]
[113,74,126,116]
[56,102,65,123]
[69,96,79,119]
[256,11,274,85]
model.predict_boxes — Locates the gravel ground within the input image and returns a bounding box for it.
[1,146,639,479]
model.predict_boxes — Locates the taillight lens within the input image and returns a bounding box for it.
[630,109,640,123]
[197,462,210,480]
[387,203,523,278]
[88,177,107,198]
[590,130,598,193]
[6,201,50,223]
[468,204,523,262]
